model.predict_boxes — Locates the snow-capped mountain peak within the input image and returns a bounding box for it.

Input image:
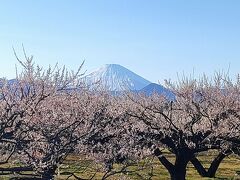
[84,64,151,91]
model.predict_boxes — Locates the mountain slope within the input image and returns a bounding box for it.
[138,83,175,100]
[84,64,151,91]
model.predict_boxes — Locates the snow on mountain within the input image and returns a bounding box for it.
[84,64,152,91]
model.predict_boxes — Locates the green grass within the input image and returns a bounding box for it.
[56,151,240,180]
[0,151,239,179]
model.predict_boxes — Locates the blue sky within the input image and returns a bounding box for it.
[0,0,239,83]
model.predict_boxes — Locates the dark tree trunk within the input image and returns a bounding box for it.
[191,150,231,178]
[190,157,208,177]
[154,148,191,180]
[169,155,188,180]
[207,152,227,177]
[170,169,187,180]
[41,168,56,180]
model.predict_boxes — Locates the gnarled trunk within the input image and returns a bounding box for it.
[169,155,188,180]
[154,148,192,180]
[191,150,231,178]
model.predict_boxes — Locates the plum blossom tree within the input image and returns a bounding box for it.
[20,91,95,179]
[82,94,154,179]
[0,50,88,179]
[125,74,240,180]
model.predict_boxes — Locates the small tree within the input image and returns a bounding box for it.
[21,91,95,179]
[82,94,152,179]
[0,78,27,166]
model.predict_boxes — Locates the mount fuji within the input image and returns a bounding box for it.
[84,64,152,91]
[84,64,174,99]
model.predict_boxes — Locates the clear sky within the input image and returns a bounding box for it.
[0,0,239,83]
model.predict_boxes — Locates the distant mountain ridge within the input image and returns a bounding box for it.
[138,83,175,100]
[139,83,169,95]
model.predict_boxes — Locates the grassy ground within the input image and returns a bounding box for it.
[0,151,239,179]
[57,151,240,180]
